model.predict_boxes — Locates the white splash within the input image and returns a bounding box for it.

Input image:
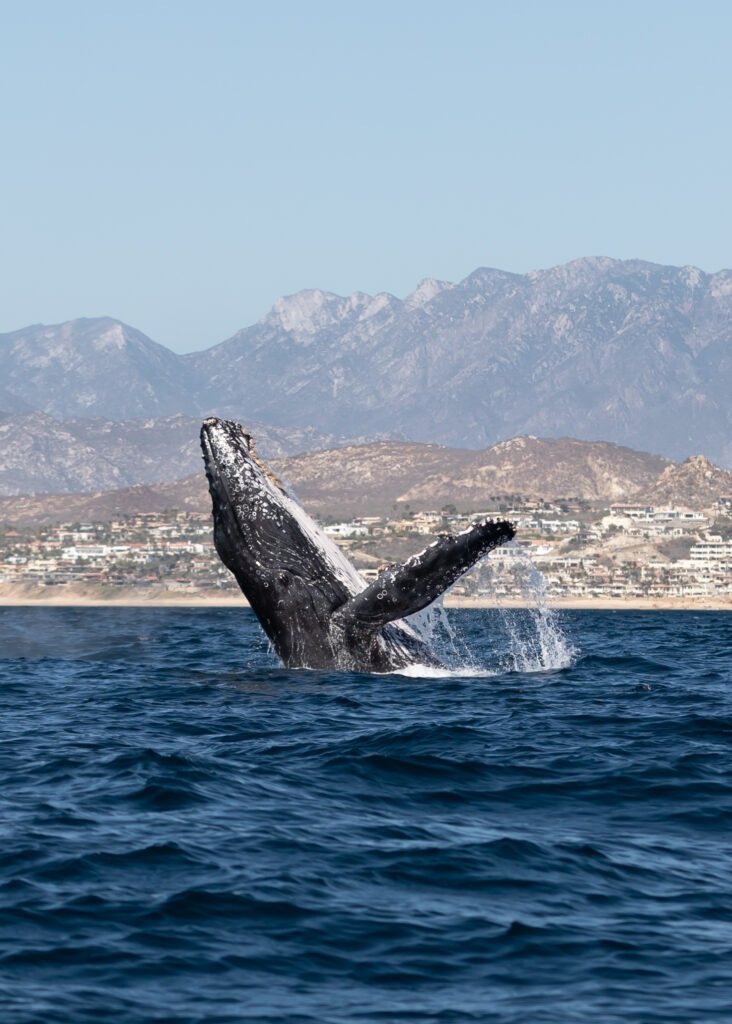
[484,543,577,672]
[398,543,577,676]
[404,595,475,668]
[395,662,498,679]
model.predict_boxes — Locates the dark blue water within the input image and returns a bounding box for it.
[1,607,731,1023]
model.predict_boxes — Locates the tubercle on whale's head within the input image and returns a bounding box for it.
[201,417,287,496]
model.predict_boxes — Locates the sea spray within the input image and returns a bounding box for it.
[401,541,576,674]
[404,594,477,671]
[484,541,577,672]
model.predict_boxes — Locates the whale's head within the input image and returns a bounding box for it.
[200,418,364,665]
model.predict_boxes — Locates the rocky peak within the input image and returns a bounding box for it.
[525,255,620,291]
[640,454,732,507]
[683,454,716,473]
[263,289,373,339]
[403,278,452,310]
[680,266,704,289]
[0,318,187,419]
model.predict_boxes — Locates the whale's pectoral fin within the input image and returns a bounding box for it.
[332,519,515,631]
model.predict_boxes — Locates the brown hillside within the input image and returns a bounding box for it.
[638,455,732,508]
[0,435,672,525]
[0,475,209,526]
[272,437,670,517]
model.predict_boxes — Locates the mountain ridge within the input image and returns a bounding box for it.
[1,256,731,467]
[0,412,380,496]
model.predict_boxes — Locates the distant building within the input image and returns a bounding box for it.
[324,523,368,538]
[610,504,655,518]
[689,538,732,567]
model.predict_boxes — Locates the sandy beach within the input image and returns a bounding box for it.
[0,583,247,607]
[445,595,732,611]
[1,583,730,611]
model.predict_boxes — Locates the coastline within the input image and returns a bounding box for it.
[446,595,732,611]
[0,584,730,611]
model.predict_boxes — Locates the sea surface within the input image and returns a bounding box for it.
[1,605,731,1023]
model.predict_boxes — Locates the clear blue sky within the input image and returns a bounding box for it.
[1,0,730,352]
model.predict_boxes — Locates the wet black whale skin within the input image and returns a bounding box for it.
[201,418,515,672]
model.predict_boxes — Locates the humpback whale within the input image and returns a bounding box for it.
[201,418,515,672]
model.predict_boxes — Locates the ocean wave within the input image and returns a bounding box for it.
[1,607,732,1023]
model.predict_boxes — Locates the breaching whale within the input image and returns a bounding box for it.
[201,418,515,672]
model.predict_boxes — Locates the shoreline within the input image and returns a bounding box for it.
[0,585,730,611]
[446,595,732,611]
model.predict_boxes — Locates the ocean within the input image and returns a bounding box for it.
[1,605,731,1023]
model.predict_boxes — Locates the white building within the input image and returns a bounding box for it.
[689,538,732,569]
[324,523,368,538]
[61,544,130,561]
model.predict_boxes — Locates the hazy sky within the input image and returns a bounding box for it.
[1,0,731,352]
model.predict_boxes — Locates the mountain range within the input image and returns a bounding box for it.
[0,257,730,484]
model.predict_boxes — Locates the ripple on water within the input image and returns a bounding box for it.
[0,607,731,1024]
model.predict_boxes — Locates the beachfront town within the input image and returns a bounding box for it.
[1,496,731,603]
